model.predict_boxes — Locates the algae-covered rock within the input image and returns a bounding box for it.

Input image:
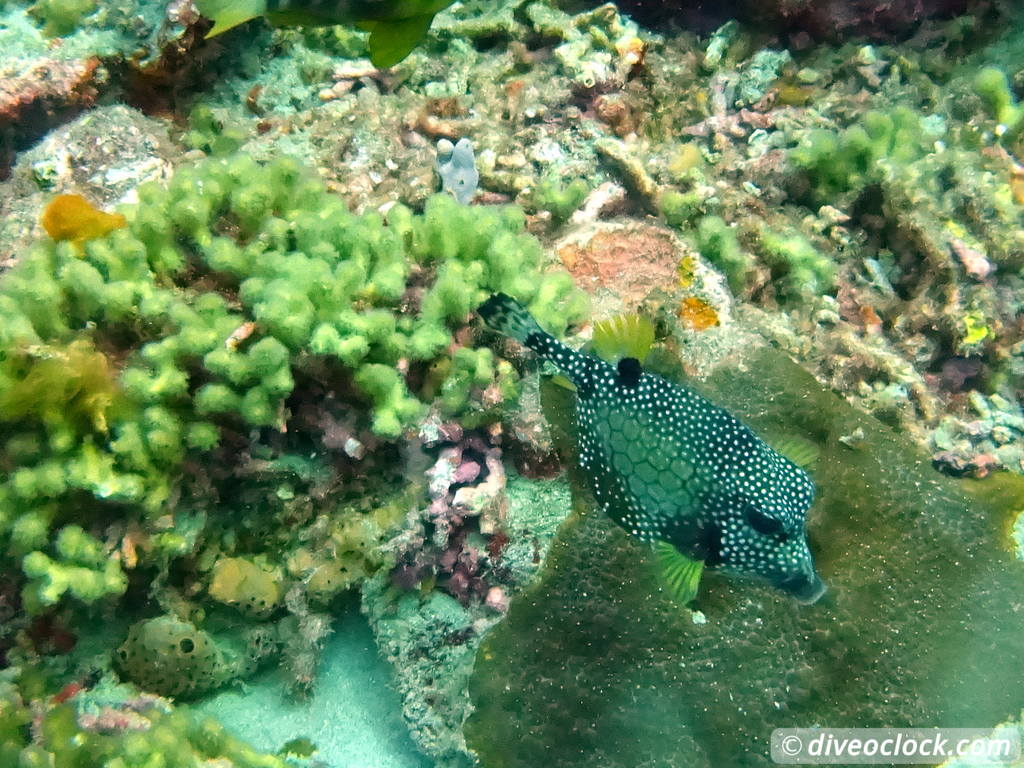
[466,344,1024,768]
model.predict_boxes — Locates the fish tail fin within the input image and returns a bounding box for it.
[367,14,435,68]
[477,293,546,347]
[479,293,595,391]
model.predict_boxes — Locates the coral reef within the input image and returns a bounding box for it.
[1,0,1024,765]
[0,137,585,763]
[0,150,586,617]
[364,469,573,768]
[608,0,990,39]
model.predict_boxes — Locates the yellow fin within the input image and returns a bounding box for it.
[196,0,267,36]
[654,541,703,605]
[550,374,576,392]
[367,14,433,68]
[592,314,655,364]
[767,434,820,468]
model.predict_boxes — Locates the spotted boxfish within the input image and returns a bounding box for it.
[478,293,826,604]
[195,0,455,67]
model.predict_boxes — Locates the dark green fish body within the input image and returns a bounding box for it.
[479,293,825,603]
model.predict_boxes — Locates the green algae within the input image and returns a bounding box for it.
[466,344,1024,768]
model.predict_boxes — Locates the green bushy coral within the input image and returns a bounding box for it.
[21,524,127,612]
[694,215,751,294]
[0,152,587,613]
[29,0,97,36]
[974,67,1024,147]
[529,177,589,225]
[790,106,932,204]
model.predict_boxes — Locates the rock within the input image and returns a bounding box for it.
[0,104,176,272]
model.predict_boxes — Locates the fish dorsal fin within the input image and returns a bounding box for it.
[766,433,820,468]
[366,14,434,68]
[616,357,642,387]
[196,0,267,36]
[592,314,655,364]
[654,541,704,605]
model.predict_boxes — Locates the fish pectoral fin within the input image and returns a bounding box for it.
[550,373,576,392]
[196,0,267,37]
[367,14,434,68]
[766,433,820,469]
[654,540,704,606]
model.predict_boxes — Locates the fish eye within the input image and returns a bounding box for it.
[744,506,787,538]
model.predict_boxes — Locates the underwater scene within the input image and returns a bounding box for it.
[3,0,1024,766]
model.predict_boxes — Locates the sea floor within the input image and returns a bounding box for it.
[196,603,430,768]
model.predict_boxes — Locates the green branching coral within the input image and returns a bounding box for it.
[790,106,932,204]
[22,525,127,612]
[530,177,589,225]
[0,152,587,612]
[181,105,248,157]
[694,215,751,295]
[758,228,836,300]
[974,67,1024,147]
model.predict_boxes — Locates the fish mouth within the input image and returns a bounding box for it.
[778,572,827,604]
